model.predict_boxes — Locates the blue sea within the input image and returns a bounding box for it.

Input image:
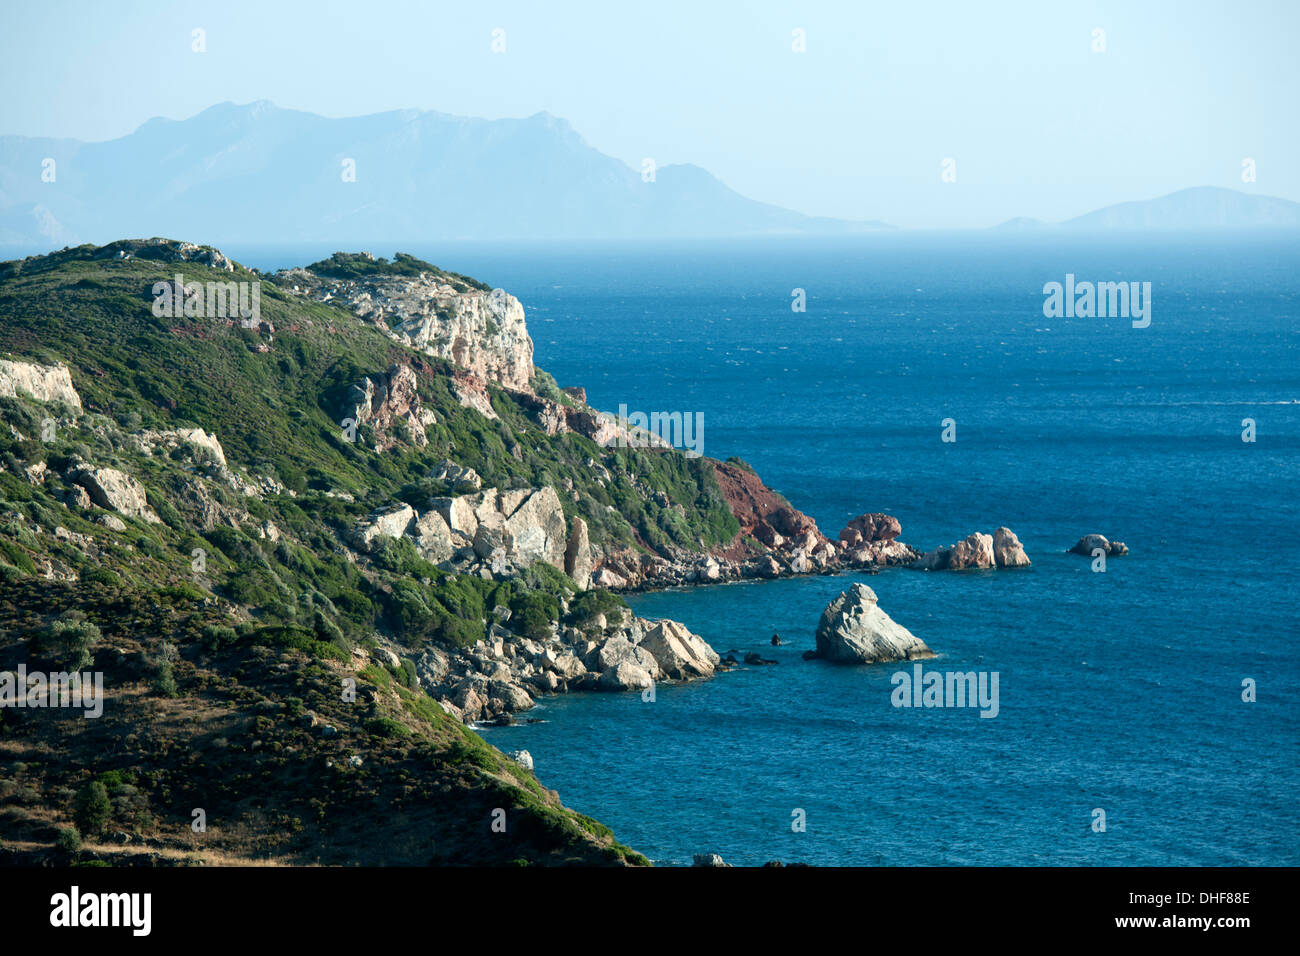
[238,234,1300,866]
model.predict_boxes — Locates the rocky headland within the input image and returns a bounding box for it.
[0,239,1118,865]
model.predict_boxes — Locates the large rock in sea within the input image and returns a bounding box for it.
[912,532,995,570]
[593,635,661,678]
[1069,534,1128,557]
[993,527,1031,568]
[811,583,934,664]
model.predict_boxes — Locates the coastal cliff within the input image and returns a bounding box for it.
[0,238,953,865]
[278,252,535,392]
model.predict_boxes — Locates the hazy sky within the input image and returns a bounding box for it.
[2,0,1296,228]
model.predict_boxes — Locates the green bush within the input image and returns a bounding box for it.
[509,590,559,642]
[364,716,410,739]
[44,619,102,670]
[73,781,111,835]
[151,659,177,697]
[200,624,238,651]
[567,588,628,626]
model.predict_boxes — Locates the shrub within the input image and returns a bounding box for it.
[509,590,558,643]
[56,827,82,852]
[567,588,628,626]
[200,624,238,651]
[44,619,102,670]
[151,659,177,697]
[364,716,410,739]
[73,781,111,835]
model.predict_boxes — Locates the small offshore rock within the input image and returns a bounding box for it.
[1069,534,1129,557]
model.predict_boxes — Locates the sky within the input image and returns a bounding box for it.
[1,0,1297,228]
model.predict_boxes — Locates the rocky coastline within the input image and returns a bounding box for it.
[0,243,1127,731]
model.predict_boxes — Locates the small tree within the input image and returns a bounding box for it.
[56,826,82,852]
[46,619,101,670]
[73,781,111,835]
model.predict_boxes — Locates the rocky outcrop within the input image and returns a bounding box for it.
[912,532,995,570]
[1069,534,1128,557]
[639,619,721,679]
[282,265,534,391]
[131,427,227,468]
[450,370,498,420]
[341,363,437,450]
[349,504,416,552]
[508,750,534,771]
[710,459,837,570]
[836,512,919,567]
[502,487,568,568]
[420,615,722,722]
[65,462,161,523]
[0,358,82,409]
[376,486,572,576]
[96,237,235,271]
[426,486,568,571]
[809,583,934,664]
[410,509,454,562]
[839,512,901,546]
[514,392,672,449]
[993,526,1031,567]
[430,459,481,493]
[177,476,247,530]
[564,516,594,590]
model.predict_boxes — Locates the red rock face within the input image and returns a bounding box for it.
[838,513,902,547]
[709,460,827,558]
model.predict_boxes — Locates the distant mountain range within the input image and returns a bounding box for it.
[2,102,1296,246]
[994,186,1300,231]
[0,101,889,245]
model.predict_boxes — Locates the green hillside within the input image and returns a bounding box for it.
[0,238,747,865]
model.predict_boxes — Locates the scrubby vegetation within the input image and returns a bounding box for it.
[304,251,492,293]
[0,239,691,866]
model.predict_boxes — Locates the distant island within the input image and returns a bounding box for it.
[994,186,1300,231]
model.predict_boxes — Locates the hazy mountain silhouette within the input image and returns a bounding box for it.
[0,101,890,245]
